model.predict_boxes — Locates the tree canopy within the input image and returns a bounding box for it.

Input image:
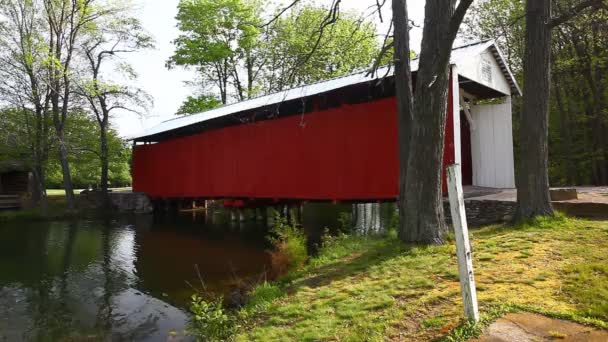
[170,1,380,115]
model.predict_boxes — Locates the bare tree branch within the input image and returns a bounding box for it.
[549,0,608,28]
[450,0,475,37]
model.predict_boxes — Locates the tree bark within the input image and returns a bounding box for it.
[100,119,109,193]
[56,126,77,212]
[399,0,470,244]
[392,0,415,242]
[515,0,555,220]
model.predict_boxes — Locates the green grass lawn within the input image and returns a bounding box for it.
[46,187,132,196]
[236,216,608,341]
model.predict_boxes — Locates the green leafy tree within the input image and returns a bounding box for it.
[177,95,222,115]
[170,2,380,114]
[78,6,153,194]
[169,0,262,105]
[46,111,131,189]
[261,6,379,92]
[0,0,53,210]
[464,0,608,194]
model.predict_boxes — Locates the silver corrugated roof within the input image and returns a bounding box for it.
[132,40,518,140]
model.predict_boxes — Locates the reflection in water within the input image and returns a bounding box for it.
[0,203,396,341]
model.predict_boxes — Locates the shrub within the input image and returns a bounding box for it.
[187,294,234,342]
[337,212,353,233]
[244,282,285,312]
[269,213,308,274]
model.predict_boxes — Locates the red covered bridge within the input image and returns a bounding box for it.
[131,41,520,206]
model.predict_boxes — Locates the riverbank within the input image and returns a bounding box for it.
[0,192,69,222]
[0,187,145,222]
[233,215,608,341]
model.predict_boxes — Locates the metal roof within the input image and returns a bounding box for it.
[132,40,519,141]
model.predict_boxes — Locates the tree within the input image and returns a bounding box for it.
[261,6,379,92]
[515,0,607,220]
[169,0,262,105]
[464,0,608,189]
[552,9,608,185]
[43,0,102,212]
[78,8,153,194]
[170,2,380,113]
[46,111,132,190]
[396,0,473,244]
[177,95,222,115]
[0,0,52,211]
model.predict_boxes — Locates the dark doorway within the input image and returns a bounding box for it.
[460,111,473,186]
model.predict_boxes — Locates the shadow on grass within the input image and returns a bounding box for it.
[285,236,440,292]
[469,213,573,239]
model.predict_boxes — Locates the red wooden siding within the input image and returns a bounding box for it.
[133,83,455,200]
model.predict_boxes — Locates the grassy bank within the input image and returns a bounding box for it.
[233,216,608,341]
[0,188,132,222]
[0,192,68,222]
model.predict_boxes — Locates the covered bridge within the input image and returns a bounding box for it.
[131,40,520,205]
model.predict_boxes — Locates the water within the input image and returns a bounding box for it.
[0,203,395,341]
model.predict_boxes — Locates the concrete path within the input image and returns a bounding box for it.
[472,313,608,342]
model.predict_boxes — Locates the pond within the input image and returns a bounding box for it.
[0,203,394,341]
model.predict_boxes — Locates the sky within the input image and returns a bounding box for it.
[116,0,426,138]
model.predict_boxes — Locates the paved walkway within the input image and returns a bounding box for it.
[472,313,608,342]
[463,186,608,204]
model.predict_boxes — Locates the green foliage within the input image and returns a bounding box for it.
[464,1,608,186]
[170,0,261,103]
[171,0,260,67]
[45,111,131,189]
[177,95,222,115]
[188,294,235,342]
[262,6,379,91]
[337,212,353,233]
[268,213,308,273]
[0,108,36,162]
[243,282,284,313]
[171,2,380,106]
[0,107,131,190]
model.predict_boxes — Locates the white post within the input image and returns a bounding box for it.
[447,164,480,322]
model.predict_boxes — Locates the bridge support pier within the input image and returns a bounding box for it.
[230,208,237,222]
[238,208,246,222]
[256,207,268,223]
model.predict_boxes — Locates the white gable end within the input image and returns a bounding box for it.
[457,48,513,96]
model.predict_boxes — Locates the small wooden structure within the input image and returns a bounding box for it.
[0,160,32,209]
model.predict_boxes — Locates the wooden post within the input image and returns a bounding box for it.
[447,164,480,322]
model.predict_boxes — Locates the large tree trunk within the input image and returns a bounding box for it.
[32,163,48,214]
[31,108,49,213]
[514,0,554,220]
[100,119,109,194]
[56,126,76,212]
[392,0,415,242]
[400,0,465,244]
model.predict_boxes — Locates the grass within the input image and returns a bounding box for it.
[235,215,608,341]
[0,187,132,222]
[45,187,132,196]
[0,191,68,222]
